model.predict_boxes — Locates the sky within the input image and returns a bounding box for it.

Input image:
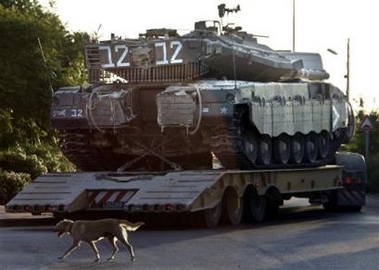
[39,0,378,112]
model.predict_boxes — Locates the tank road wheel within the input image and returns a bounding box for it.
[243,186,266,223]
[304,132,318,163]
[317,131,330,159]
[242,132,258,164]
[273,134,291,164]
[257,135,272,165]
[221,188,244,225]
[290,133,305,164]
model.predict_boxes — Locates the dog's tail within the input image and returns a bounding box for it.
[119,220,145,231]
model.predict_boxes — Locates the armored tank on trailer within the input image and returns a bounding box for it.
[50,4,354,172]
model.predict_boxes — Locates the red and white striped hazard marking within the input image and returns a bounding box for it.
[87,190,136,208]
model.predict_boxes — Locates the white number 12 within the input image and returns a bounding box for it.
[155,41,183,65]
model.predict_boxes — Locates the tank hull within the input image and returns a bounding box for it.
[51,80,353,171]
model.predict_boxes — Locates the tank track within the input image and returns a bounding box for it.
[209,130,252,169]
[58,130,213,172]
[210,127,343,170]
[58,130,162,171]
[58,130,122,171]
[59,128,343,171]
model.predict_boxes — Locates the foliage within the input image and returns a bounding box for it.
[0,2,87,129]
[366,153,379,193]
[0,169,31,205]
[0,143,75,179]
[0,147,47,180]
[0,0,87,146]
[0,0,82,203]
[0,0,40,10]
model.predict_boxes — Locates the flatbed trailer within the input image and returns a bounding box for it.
[5,152,366,227]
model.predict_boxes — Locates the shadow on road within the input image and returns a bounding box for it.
[1,194,377,229]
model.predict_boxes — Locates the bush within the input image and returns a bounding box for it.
[366,153,379,193]
[0,169,31,205]
[0,147,47,180]
[23,142,76,173]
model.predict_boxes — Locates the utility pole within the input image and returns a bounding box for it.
[345,38,350,100]
[292,0,296,52]
[327,38,351,100]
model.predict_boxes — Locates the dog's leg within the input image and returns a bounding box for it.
[88,241,101,262]
[106,236,119,261]
[118,227,135,261]
[59,240,81,259]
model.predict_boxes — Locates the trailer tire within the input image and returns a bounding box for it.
[221,187,243,225]
[194,200,222,228]
[243,186,266,223]
[264,187,282,219]
[323,190,338,211]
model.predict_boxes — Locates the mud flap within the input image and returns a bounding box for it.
[336,185,366,207]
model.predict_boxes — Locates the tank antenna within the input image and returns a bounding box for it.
[218,3,241,31]
[218,4,240,89]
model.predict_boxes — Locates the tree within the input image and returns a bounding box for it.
[0,0,86,202]
[0,0,39,10]
[0,0,87,146]
[0,2,87,135]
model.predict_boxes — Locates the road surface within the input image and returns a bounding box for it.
[1,195,378,270]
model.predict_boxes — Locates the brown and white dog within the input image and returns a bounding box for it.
[54,218,144,262]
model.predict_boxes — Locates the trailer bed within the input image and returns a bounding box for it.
[6,166,343,215]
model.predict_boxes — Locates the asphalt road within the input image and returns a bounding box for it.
[1,195,378,270]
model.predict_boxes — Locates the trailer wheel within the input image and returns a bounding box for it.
[194,200,222,228]
[221,188,243,225]
[243,186,266,222]
[265,188,282,219]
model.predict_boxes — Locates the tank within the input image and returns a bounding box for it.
[50,4,354,171]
